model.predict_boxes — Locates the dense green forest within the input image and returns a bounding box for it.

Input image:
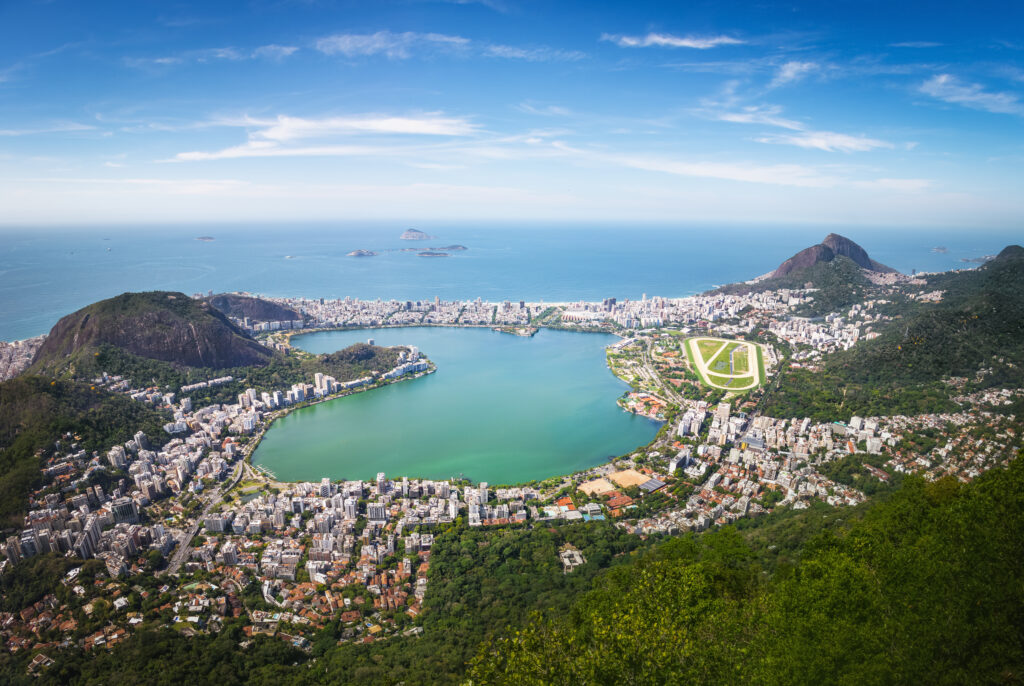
[469,457,1024,684]
[0,376,169,526]
[764,246,1024,419]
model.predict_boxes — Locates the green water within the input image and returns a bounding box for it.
[251,327,660,484]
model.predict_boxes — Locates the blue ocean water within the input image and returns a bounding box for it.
[0,223,1013,340]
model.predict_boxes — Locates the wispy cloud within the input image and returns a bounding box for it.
[517,103,572,117]
[252,45,299,60]
[890,41,943,48]
[314,31,469,59]
[600,32,744,49]
[756,131,893,153]
[0,122,95,136]
[705,105,804,130]
[769,60,817,87]
[243,114,478,140]
[699,101,894,153]
[126,44,299,69]
[919,74,1024,115]
[173,113,479,161]
[430,0,508,11]
[483,44,585,61]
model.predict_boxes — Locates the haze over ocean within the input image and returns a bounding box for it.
[0,224,1012,341]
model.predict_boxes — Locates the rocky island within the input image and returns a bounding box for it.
[418,251,449,257]
[400,228,437,240]
[347,249,378,257]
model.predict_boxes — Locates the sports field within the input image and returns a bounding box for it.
[684,337,765,392]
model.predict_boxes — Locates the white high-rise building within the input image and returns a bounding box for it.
[368,502,387,522]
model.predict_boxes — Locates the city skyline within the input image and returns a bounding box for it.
[2,0,1023,226]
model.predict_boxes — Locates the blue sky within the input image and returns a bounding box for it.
[2,0,1023,227]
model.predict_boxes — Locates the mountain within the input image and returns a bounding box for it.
[771,233,896,278]
[763,244,1024,419]
[205,293,301,322]
[31,291,275,373]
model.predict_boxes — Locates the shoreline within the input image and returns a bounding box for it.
[246,326,656,490]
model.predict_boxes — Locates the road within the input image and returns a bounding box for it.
[161,457,245,576]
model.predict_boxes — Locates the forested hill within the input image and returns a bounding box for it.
[0,376,169,527]
[833,243,1024,386]
[469,458,1024,685]
[763,244,1024,419]
[31,291,275,375]
[204,293,301,322]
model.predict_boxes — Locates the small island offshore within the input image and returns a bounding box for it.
[400,228,436,240]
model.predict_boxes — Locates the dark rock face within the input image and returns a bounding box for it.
[33,292,274,370]
[772,234,896,278]
[205,293,300,322]
[995,244,1024,261]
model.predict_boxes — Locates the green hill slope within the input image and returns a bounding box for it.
[470,459,1024,685]
[31,291,275,376]
[0,376,169,527]
[764,245,1024,419]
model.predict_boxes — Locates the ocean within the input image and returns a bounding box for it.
[0,222,1012,341]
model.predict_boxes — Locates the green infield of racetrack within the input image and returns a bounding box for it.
[685,336,765,392]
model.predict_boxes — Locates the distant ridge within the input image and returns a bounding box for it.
[772,233,897,278]
[205,293,300,322]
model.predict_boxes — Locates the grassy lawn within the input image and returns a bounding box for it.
[732,346,750,374]
[697,339,723,361]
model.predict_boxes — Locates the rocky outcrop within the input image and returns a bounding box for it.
[400,229,436,240]
[206,293,300,322]
[33,291,275,370]
[772,233,896,278]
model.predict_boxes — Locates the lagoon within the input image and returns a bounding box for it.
[251,327,660,484]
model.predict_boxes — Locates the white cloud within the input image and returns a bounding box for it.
[245,114,478,141]
[517,103,572,116]
[699,101,895,153]
[707,105,804,130]
[919,74,1024,115]
[314,31,469,59]
[0,122,95,136]
[612,154,838,187]
[483,44,585,61]
[172,113,479,161]
[890,41,942,48]
[600,32,744,49]
[756,131,893,153]
[252,44,299,60]
[770,61,817,87]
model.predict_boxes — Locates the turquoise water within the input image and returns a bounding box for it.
[251,327,660,484]
[1,223,1014,340]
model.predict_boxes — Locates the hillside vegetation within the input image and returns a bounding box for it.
[0,376,169,527]
[469,458,1024,685]
[204,293,300,322]
[764,245,1024,419]
[31,291,274,374]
